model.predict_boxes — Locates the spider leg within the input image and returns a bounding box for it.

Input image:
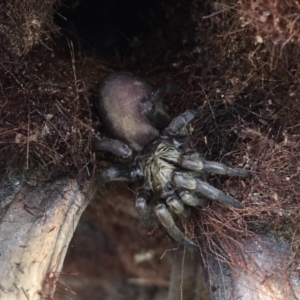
[141,84,182,112]
[140,86,177,130]
[173,172,244,209]
[162,109,199,137]
[178,191,208,207]
[98,165,142,182]
[140,84,183,130]
[136,186,156,227]
[179,152,249,177]
[166,194,190,219]
[155,204,197,248]
[92,137,133,159]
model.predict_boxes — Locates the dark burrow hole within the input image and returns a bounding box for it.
[54,0,197,63]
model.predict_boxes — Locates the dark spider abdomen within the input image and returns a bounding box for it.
[99,72,160,151]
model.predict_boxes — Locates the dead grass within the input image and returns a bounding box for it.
[0,0,59,57]
[239,0,300,45]
[163,0,300,278]
[0,44,117,183]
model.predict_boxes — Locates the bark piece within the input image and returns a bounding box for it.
[0,176,95,300]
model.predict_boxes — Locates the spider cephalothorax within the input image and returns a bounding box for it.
[93,72,249,248]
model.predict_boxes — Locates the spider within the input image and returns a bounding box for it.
[93,72,249,248]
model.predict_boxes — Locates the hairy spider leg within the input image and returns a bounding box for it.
[179,152,249,177]
[140,86,173,130]
[163,109,199,137]
[173,172,244,209]
[98,165,143,182]
[155,204,197,248]
[92,137,133,159]
[178,191,209,207]
[166,194,190,219]
[136,186,156,227]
